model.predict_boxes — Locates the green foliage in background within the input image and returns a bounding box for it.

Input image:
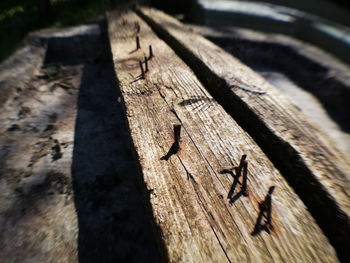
[0,0,135,62]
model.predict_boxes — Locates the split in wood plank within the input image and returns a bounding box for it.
[107,10,339,263]
[136,7,350,262]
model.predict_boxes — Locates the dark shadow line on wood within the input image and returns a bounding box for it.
[178,96,214,112]
[220,168,243,204]
[129,75,144,84]
[128,48,139,54]
[229,191,243,205]
[160,141,179,161]
[67,19,163,263]
[251,207,267,236]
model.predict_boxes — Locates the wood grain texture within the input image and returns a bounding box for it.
[107,10,338,262]
[137,7,350,261]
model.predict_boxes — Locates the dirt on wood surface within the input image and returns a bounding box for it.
[0,22,160,263]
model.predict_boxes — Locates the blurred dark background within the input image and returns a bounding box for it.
[1,0,350,62]
[0,0,132,62]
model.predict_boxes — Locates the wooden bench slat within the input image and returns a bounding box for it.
[137,7,350,261]
[107,10,338,262]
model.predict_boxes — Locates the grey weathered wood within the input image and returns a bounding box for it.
[137,7,350,261]
[107,10,339,263]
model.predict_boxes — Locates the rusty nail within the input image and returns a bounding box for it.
[235,154,247,177]
[149,45,153,59]
[139,60,144,79]
[136,36,140,49]
[241,160,249,196]
[144,56,148,72]
[239,154,247,166]
[266,186,275,226]
[174,124,181,146]
[134,21,140,32]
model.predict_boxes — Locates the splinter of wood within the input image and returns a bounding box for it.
[149,45,153,59]
[136,36,140,49]
[144,56,149,72]
[241,160,249,196]
[139,60,144,79]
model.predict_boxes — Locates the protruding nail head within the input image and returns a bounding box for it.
[144,56,148,72]
[136,36,140,49]
[149,45,153,59]
[139,60,144,79]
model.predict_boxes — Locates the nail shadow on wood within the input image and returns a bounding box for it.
[128,47,139,54]
[178,96,214,112]
[219,169,243,204]
[229,191,243,205]
[160,141,179,161]
[251,202,274,236]
[129,75,144,84]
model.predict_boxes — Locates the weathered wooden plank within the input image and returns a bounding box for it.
[187,24,350,158]
[107,10,339,262]
[136,7,350,261]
